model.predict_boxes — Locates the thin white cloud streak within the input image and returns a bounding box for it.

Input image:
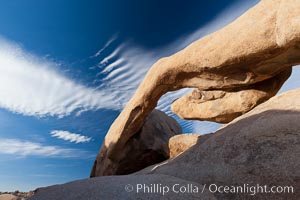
[0,37,122,118]
[98,44,124,68]
[98,58,126,76]
[92,0,260,133]
[50,130,92,143]
[91,33,118,58]
[0,138,91,158]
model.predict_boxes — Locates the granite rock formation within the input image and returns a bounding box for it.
[94,0,300,176]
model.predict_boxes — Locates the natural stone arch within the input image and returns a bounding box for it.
[92,0,300,176]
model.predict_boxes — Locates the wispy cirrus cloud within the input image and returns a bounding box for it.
[0,1,260,124]
[0,138,92,158]
[0,0,276,135]
[91,33,118,58]
[50,130,92,143]
[0,37,123,118]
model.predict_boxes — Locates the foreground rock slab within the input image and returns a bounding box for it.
[29,175,216,200]
[91,109,181,176]
[138,89,300,200]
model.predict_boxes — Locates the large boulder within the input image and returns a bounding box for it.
[171,69,291,123]
[96,0,300,175]
[0,194,17,200]
[29,174,216,200]
[138,89,300,199]
[91,109,181,176]
[168,134,208,158]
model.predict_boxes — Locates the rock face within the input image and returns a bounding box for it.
[91,109,181,176]
[94,0,300,176]
[29,174,216,200]
[138,89,300,200]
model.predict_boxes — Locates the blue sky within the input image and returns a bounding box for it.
[0,0,299,191]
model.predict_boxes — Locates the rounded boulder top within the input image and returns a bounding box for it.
[0,194,18,200]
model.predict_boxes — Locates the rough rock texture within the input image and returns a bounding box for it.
[91,109,181,176]
[168,134,204,158]
[94,0,300,176]
[29,174,216,200]
[171,68,291,123]
[0,194,17,200]
[138,89,300,200]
